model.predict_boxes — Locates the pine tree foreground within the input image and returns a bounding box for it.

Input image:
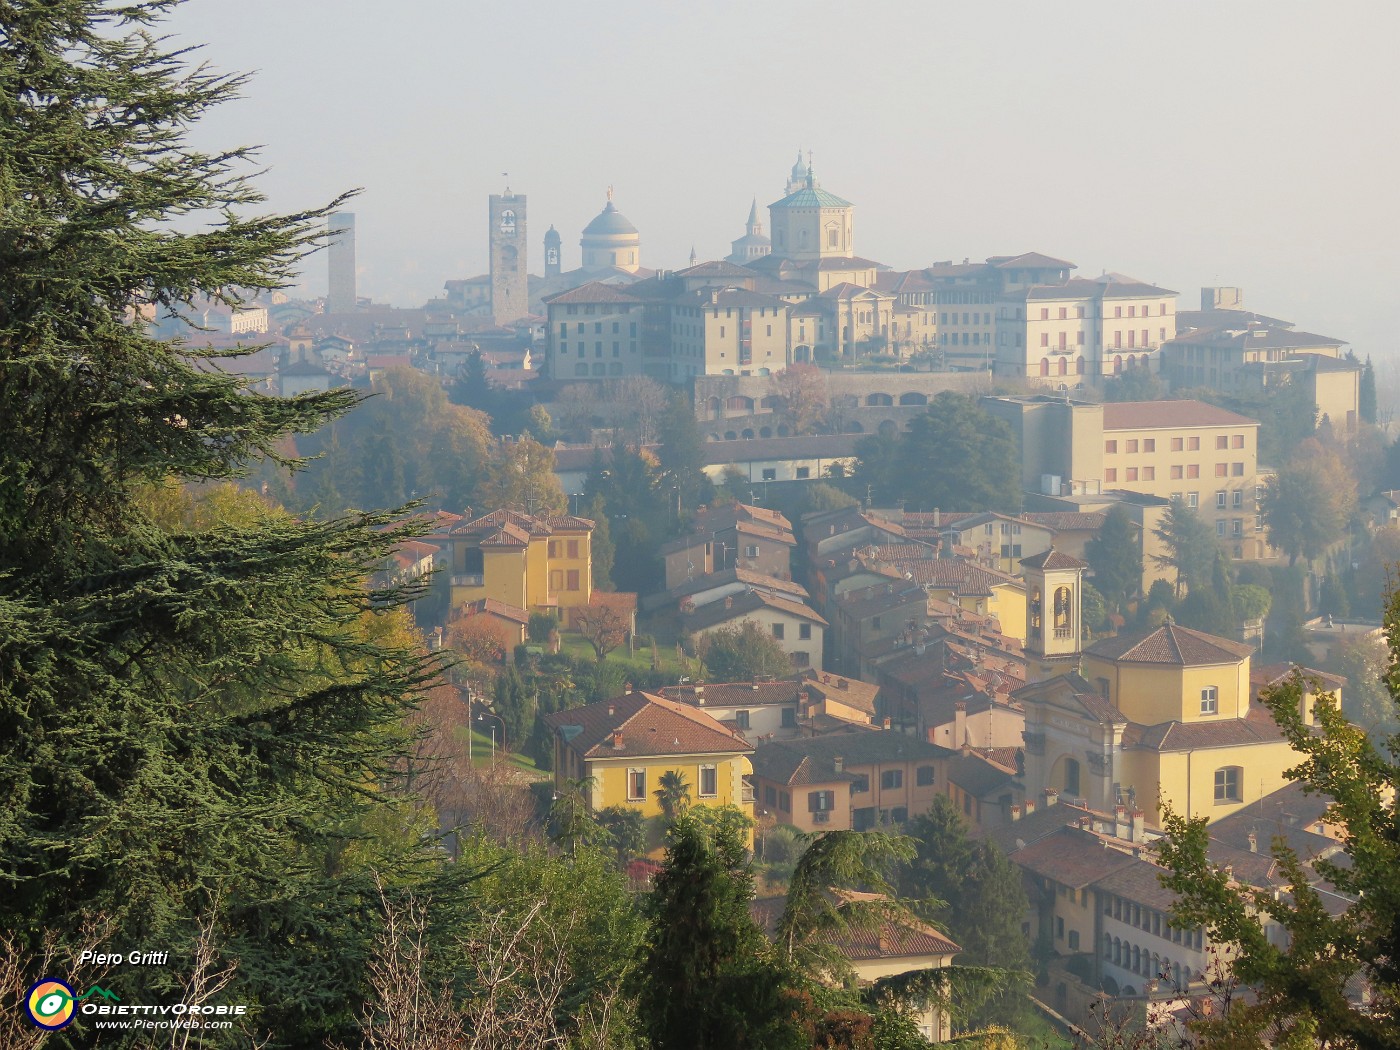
[1,3,454,1044]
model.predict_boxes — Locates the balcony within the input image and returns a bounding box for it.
[1054,627,1075,640]
[811,810,831,824]
[451,573,485,587]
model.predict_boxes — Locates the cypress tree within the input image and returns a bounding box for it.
[0,3,451,1041]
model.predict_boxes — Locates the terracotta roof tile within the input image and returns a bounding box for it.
[1019,548,1088,571]
[1086,624,1254,666]
[542,691,752,760]
[1010,826,1137,889]
[1101,400,1259,431]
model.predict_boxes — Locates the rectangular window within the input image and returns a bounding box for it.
[745,544,760,557]
[779,791,790,812]
[548,540,560,557]
[1216,491,1227,509]
[916,765,935,786]
[1216,520,1226,536]
[1126,439,1139,453]
[1171,437,1183,451]
[871,616,882,631]
[1232,519,1243,537]
[566,569,580,591]
[1216,436,1229,449]
[1233,434,1245,449]
[550,569,564,591]
[1201,686,1219,714]
[1041,332,1049,347]
[881,769,904,790]
[1214,766,1240,802]
[1170,465,1183,480]
[1256,514,1264,532]
[1215,463,1229,477]
[1144,438,1156,452]
[627,768,646,802]
[1233,462,1245,476]
[1069,930,1080,950]
[765,785,777,806]
[1189,437,1200,451]
[1126,467,1138,482]
[1105,468,1117,482]
[851,774,870,793]
[781,708,796,728]
[809,790,835,812]
[1041,308,1050,320]
[1143,467,1155,481]
[1187,465,1200,479]
[699,765,717,798]
[1187,492,1199,508]
[772,623,785,640]
[1105,440,1118,454]
[799,623,812,640]
[795,466,810,479]
[735,710,750,730]
[1233,490,1244,508]
[567,539,579,558]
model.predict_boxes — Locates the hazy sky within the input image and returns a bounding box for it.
[167,1,1400,365]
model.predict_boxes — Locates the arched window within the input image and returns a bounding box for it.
[1058,356,1068,376]
[1064,757,1080,797]
[1053,585,1073,634]
[1113,938,1122,965]
[1029,586,1042,630]
[1131,945,1141,973]
[1076,356,1085,375]
[866,393,893,407]
[899,392,928,406]
[1040,358,1050,377]
[1104,933,1113,959]
[1114,355,1123,374]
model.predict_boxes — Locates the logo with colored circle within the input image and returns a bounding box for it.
[25,979,76,1030]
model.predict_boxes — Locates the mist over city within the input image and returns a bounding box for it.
[5,2,1400,1048]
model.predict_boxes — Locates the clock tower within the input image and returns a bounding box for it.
[489,185,528,325]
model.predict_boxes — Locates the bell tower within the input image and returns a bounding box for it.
[489,183,528,325]
[543,225,561,277]
[1020,548,1088,681]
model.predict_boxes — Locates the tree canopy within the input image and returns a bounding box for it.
[854,392,1020,512]
[1085,504,1142,611]
[695,620,795,681]
[0,4,455,1040]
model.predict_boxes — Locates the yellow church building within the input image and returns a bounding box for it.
[1014,549,1336,824]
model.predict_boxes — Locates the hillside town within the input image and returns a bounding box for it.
[7,4,1400,1049]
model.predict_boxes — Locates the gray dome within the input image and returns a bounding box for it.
[544,224,561,245]
[583,201,638,237]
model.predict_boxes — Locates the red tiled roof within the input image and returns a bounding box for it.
[459,597,529,623]
[1124,715,1287,752]
[1010,827,1136,889]
[542,691,752,760]
[1019,511,1108,532]
[659,682,801,709]
[1101,400,1259,431]
[684,590,827,631]
[1086,624,1255,666]
[1019,548,1088,571]
[543,281,641,305]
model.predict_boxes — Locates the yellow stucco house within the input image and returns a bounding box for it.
[446,509,594,619]
[542,689,755,826]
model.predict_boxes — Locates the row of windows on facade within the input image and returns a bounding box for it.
[1034,329,1169,349]
[1103,463,1249,484]
[1107,435,1248,454]
[561,304,636,316]
[770,622,813,641]
[561,342,637,357]
[574,362,626,376]
[1102,936,1198,992]
[562,321,639,336]
[1004,303,1172,322]
[626,765,718,802]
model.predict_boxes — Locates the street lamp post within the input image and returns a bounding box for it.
[477,710,506,763]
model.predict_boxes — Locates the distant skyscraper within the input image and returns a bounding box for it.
[543,225,562,278]
[326,212,356,314]
[489,187,528,325]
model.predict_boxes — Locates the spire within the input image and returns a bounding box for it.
[689,245,697,266]
[746,197,759,225]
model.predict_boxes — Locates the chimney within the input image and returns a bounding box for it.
[694,684,704,701]
[882,717,892,730]
[954,702,967,751]
[834,755,844,773]
[611,730,624,750]
[1010,803,1023,822]
[837,677,848,690]
[799,689,811,711]
[1247,830,1258,853]
[725,595,734,609]
[752,679,761,691]
[1023,798,1036,816]
[624,682,633,694]
[1130,810,1146,844]
[1043,788,1059,808]
[607,703,616,716]
[932,507,940,528]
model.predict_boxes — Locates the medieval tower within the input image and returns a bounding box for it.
[489,186,528,325]
[326,211,356,314]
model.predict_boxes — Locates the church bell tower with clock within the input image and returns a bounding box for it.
[489,183,527,325]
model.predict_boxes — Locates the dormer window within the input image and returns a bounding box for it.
[1200,686,1219,715]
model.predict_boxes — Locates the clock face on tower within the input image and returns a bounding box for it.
[499,210,516,235]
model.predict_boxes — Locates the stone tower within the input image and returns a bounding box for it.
[543,225,562,277]
[1020,548,1088,682]
[489,187,528,325]
[326,211,356,314]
